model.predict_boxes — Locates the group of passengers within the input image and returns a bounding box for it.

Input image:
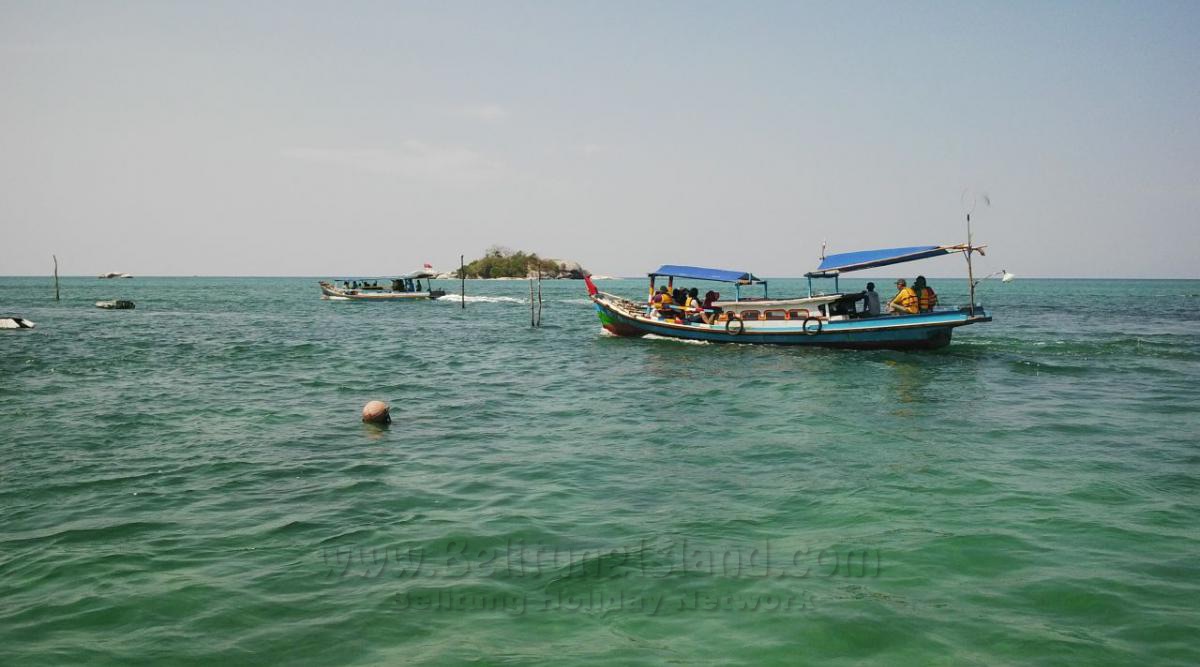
[861,275,937,315]
[648,285,722,324]
[340,279,425,292]
[390,279,423,293]
[645,276,936,324]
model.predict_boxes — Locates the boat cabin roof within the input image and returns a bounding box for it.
[649,265,764,284]
[805,244,982,278]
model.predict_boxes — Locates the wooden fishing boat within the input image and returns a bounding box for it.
[585,244,992,350]
[319,269,446,301]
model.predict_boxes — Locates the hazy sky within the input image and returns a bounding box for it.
[2,1,1197,277]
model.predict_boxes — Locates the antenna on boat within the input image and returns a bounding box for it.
[960,189,989,316]
[820,240,827,260]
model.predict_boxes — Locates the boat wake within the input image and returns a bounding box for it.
[435,295,525,304]
[643,334,711,345]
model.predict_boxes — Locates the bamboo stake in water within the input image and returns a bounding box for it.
[53,254,60,301]
[529,277,535,327]
[460,254,465,309]
[536,269,543,327]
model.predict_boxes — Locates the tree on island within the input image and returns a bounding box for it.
[456,246,587,279]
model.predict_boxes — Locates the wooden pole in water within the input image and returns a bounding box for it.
[536,269,543,327]
[53,254,60,301]
[460,254,465,309]
[529,276,535,327]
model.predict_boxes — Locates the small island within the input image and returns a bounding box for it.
[454,247,589,279]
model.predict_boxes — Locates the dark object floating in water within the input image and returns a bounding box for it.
[96,300,135,310]
[1,316,36,329]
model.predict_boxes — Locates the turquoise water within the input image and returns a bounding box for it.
[2,276,1198,665]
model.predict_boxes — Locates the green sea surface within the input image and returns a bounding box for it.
[1,276,1198,665]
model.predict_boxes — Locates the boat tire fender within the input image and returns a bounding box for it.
[802,317,822,335]
[725,316,745,336]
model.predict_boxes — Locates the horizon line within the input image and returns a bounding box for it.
[3,274,1198,281]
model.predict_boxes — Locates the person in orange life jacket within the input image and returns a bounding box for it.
[913,275,938,312]
[888,278,919,314]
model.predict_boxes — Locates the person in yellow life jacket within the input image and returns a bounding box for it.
[650,285,673,316]
[888,278,919,314]
[913,275,938,312]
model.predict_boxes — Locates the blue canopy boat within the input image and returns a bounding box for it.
[585,244,992,349]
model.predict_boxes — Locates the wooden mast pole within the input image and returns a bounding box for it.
[966,213,976,316]
[53,255,60,301]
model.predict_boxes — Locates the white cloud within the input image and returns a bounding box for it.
[281,142,504,183]
[456,104,508,123]
[580,143,605,157]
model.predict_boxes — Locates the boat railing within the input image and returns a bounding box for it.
[595,291,645,314]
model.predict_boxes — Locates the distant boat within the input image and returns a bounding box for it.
[96,300,135,309]
[586,244,992,350]
[98,272,133,279]
[1,316,36,329]
[319,269,446,301]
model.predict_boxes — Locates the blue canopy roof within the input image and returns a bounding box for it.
[650,265,762,283]
[806,244,970,277]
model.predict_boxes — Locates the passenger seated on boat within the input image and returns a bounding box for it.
[914,275,938,312]
[863,282,881,316]
[703,291,722,316]
[415,280,422,292]
[888,278,919,314]
[650,286,673,316]
[672,287,687,306]
[684,287,712,324]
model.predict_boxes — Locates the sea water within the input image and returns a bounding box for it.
[1,276,1198,664]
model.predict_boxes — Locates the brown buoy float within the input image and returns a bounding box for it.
[361,400,391,424]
